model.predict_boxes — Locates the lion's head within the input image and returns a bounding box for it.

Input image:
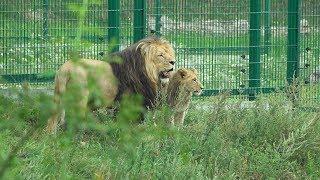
[136,37,175,84]
[169,68,203,96]
[110,36,175,109]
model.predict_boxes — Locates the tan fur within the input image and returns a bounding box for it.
[166,68,203,125]
[46,37,175,134]
[136,37,175,88]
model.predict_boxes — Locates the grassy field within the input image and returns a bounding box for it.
[1,89,320,179]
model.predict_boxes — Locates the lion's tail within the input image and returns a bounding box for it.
[46,67,69,134]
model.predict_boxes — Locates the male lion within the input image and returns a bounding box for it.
[46,37,175,134]
[166,68,203,125]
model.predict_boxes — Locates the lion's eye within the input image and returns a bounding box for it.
[193,78,197,82]
[158,54,164,57]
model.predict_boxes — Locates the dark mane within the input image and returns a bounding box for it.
[109,39,158,109]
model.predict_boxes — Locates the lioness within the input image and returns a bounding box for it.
[47,37,175,134]
[166,68,203,125]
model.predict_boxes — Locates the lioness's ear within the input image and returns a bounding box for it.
[178,68,188,78]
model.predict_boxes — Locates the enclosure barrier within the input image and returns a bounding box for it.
[0,0,319,101]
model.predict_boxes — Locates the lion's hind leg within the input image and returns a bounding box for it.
[46,109,65,134]
[63,68,90,128]
[46,87,66,134]
[46,65,70,134]
[46,112,59,134]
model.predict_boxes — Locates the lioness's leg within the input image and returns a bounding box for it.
[59,109,66,129]
[173,111,186,125]
[170,113,175,125]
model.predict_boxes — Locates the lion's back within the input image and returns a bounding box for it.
[57,59,118,105]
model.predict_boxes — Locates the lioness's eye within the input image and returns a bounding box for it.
[159,54,164,57]
[193,78,197,82]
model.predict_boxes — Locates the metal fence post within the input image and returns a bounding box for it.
[264,0,271,55]
[249,0,261,100]
[287,0,300,84]
[108,0,120,52]
[133,0,146,42]
[155,0,162,36]
[43,0,49,39]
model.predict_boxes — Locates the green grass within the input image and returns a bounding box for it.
[1,90,320,179]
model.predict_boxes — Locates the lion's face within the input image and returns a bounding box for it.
[176,68,203,96]
[152,43,175,78]
[138,37,175,83]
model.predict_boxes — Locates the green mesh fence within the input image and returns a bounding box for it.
[0,0,319,101]
[0,0,134,86]
[147,0,319,100]
[300,0,320,102]
[147,0,251,98]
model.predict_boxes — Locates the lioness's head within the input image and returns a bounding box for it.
[137,37,175,83]
[172,68,203,96]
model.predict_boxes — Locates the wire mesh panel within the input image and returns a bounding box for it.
[0,0,51,83]
[260,1,288,90]
[146,0,296,97]
[0,0,135,86]
[147,0,250,97]
[300,0,320,102]
[146,0,318,100]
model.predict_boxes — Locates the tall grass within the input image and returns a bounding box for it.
[1,90,320,178]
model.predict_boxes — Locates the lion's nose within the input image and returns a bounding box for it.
[169,61,175,65]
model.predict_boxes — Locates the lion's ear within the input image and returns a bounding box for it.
[178,68,188,78]
[190,68,198,74]
[136,42,149,55]
[144,36,157,44]
[146,39,155,44]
